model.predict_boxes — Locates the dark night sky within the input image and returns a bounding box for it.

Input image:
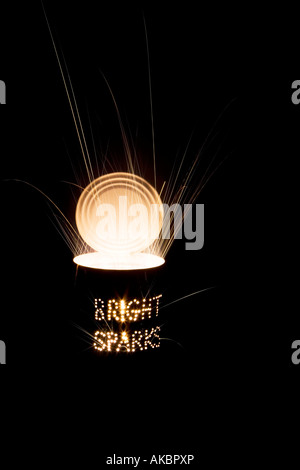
[0,1,299,459]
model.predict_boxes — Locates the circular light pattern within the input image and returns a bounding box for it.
[75,172,164,255]
[73,252,165,270]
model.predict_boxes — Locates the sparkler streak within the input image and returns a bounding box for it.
[41,1,95,186]
[160,287,214,310]
[5,178,78,239]
[143,14,157,190]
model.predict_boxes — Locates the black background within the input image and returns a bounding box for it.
[0,0,299,463]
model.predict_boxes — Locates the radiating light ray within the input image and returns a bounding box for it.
[160,287,214,310]
[160,338,184,349]
[86,105,102,183]
[176,98,236,206]
[41,1,95,187]
[70,322,100,351]
[143,14,157,190]
[5,178,79,241]
[98,70,135,176]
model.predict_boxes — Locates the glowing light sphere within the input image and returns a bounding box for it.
[74,172,165,270]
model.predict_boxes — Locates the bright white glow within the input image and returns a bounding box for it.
[75,172,164,255]
[73,252,165,270]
